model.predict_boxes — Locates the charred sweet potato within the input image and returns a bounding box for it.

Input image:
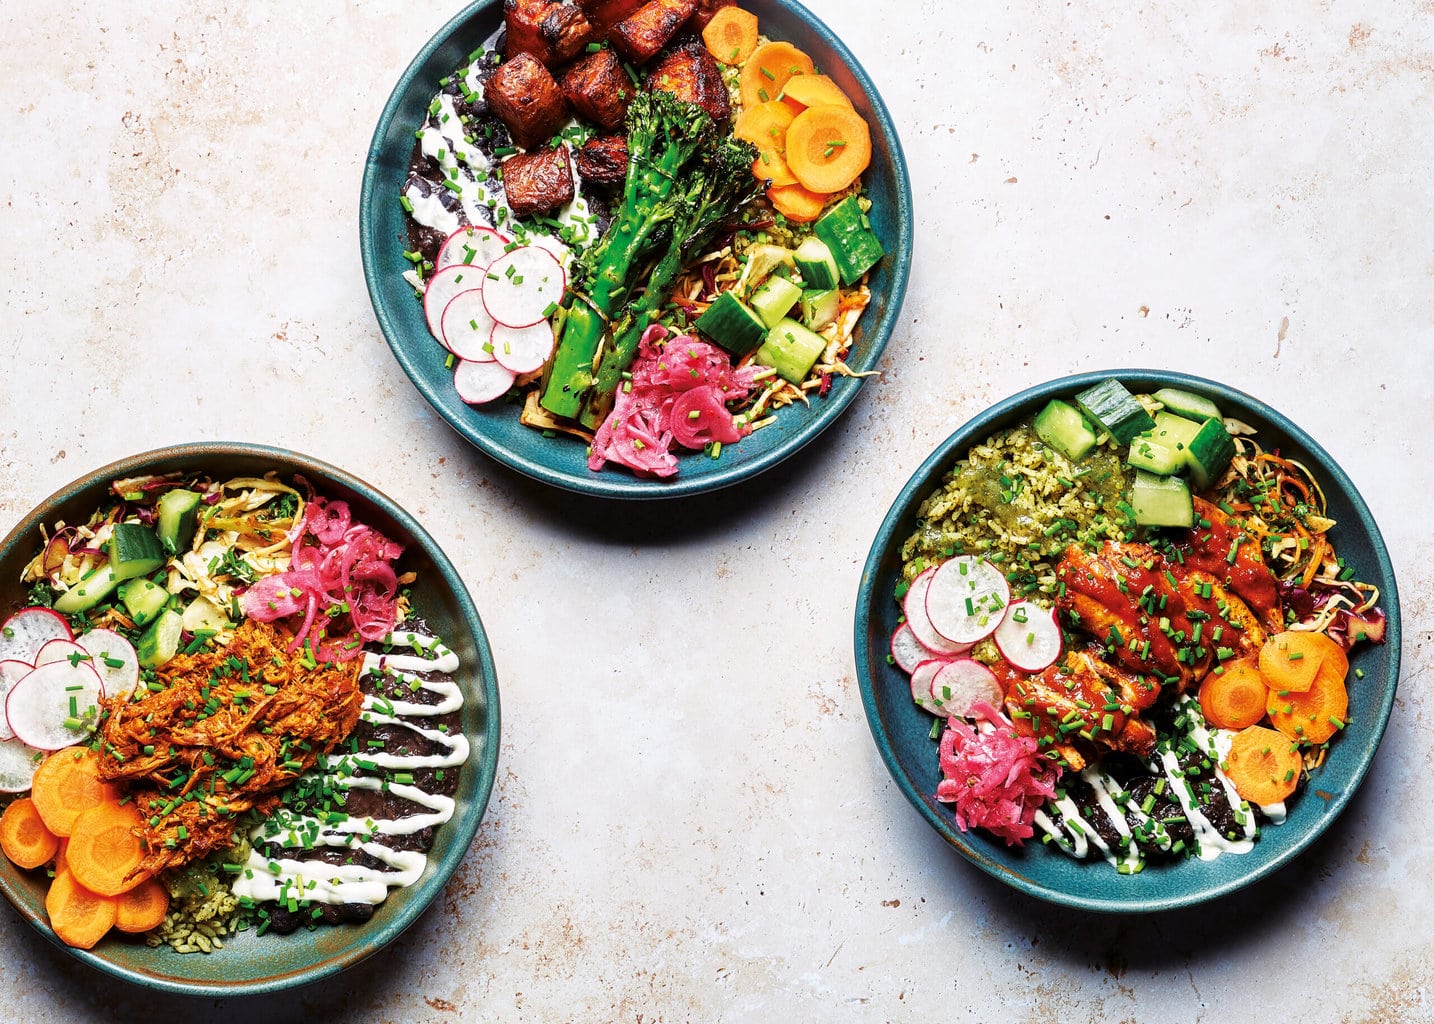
[560,48,633,131]
[503,145,577,216]
[575,0,646,34]
[647,39,730,121]
[609,0,697,65]
[575,134,629,189]
[486,52,571,149]
[505,0,596,66]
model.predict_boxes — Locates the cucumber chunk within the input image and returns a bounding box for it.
[749,276,802,329]
[119,578,169,627]
[107,523,166,582]
[755,318,827,383]
[1130,471,1194,528]
[1186,417,1236,488]
[1034,399,1097,462]
[53,563,120,615]
[157,489,203,556]
[1075,378,1155,445]
[1128,412,1205,476]
[694,291,768,357]
[799,288,840,331]
[793,236,840,290]
[1154,387,1222,423]
[136,609,183,669]
[813,196,885,285]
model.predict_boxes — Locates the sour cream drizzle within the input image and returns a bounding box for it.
[231,632,467,908]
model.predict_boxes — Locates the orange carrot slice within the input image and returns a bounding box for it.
[1224,725,1302,805]
[780,74,853,113]
[702,6,758,66]
[739,42,816,110]
[66,801,148,896]
[1259,630,1341,693]
[114,876,170,934]
[29,747,117,837]
[46,867,118,949]
[0,797,60,870]
[754,148,799,188]
[1198,659,1267,730]
[767,183,829,223]
[1267,655,1349,745]
[784,103,872,194]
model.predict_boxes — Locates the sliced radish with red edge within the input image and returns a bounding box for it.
[889,624,933,675]
[0,607,72,664]
[0,662,31,741]
[423,264,490,343]
[482,247,565,329]
[993,601,1064,673]
[903,569,973,656]
[491,321,556,375]
[453,358,517,405]
[925,556,1011,645]
[0,737,44,793]
[441,289,499,362]
[77,629,140,698]
[35,638,88,667]
[909,659,948,715]
[929,659,1004,718]
[436,225,511,272]
[5,660,105,751]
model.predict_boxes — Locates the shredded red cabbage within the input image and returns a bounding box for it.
[935,702,1061,847]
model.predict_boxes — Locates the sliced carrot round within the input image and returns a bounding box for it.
[114,876,170,934]
[1224,725,1302,806]
[1198,659,1268,730]
[780,74,853,113]
[30,747,117,837]
[1267,655,1349,745]
[784,103,872,194]
[739,42,816,110]
[702,6,759,66]
[767,182,829,223]
[46,867,118,949]
[0,797,60,869]
[755,149,799,188]
[66,801,148,896]
[1258,630,1341,693]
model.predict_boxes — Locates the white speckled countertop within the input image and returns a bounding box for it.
[1,2,1431,1021]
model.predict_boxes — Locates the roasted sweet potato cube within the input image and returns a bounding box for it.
[575,0,646,33]
[504,0,595,66]
[575,135,629,189]
[486,52,571,149]
[609,0,697,65]
[647,40,730,121]
[503,145,577,216]
[687,0,734,30]
[560,48,634,131]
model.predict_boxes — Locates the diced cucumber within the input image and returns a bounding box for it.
[157,489,203,556]
[694,291,769,357]
[755,318,827,384]
[107,523,166,581]
[1130,471,1194,528]
[181,595,231,634]
[793,236,840,290]
[1075,378,1155,445]
[1128,411,1205,475]
[119,578,169,627]
[813,196,885,285]
[1151,411,1203,454]
[136,609,183,669]
[749,276,802,329]
[53,563,120,614]
[1186,417,1236,488]
[799,288,841,331]
[1154,387,1222,424]
[1033,399,1097,462]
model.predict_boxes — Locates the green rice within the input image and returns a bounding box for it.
[144,860,247,955]
[899,423,1133,600]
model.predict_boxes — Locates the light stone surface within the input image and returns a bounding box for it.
[1,1,1432,1021]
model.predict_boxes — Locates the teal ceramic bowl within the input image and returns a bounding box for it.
[0,444,500,993]
[854,371,1401,913]
[361,0,912,499]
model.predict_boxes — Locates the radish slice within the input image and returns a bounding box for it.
[453,358,517,405]
[0,662,31,741]
[423,264,491,342]
[441,289,499,362]
[436,225,511,272]
[909,659,948,715]
[929,659,1004,719]
[35,638,88,667]
[890,624,933,675]
[482,247,565,328]
[903,569,973,656]
[5,660,105,751]
[491,321,556,375]
[994,601,1064,673]
[0,608,72,663]
[925,556,1011,645]
[0,738,44,793]
[77,629,140,698]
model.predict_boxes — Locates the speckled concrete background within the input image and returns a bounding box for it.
[1,1,1431,1021]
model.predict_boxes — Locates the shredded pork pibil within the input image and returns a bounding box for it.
[97,620,364,878]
